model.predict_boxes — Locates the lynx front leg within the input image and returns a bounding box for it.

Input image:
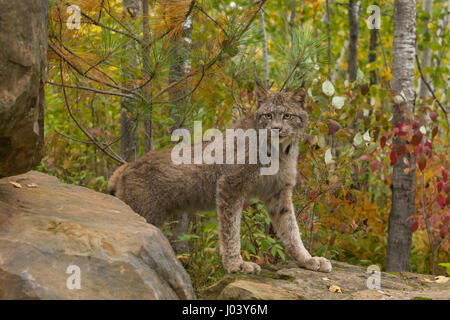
[266,189,332,272]
[216,177,261,274]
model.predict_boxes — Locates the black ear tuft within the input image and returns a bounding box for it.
[254,79,269,105]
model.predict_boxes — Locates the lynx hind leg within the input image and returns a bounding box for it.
[265,191,332,273]
[171,212,190,254]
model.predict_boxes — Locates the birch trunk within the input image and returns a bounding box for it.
[168,9,193,254]
[418,0,433,98]
[348,0,361,82]
[386,0,417,272]
[142,0,152,152]
[259,10,270,89]
[120,0,141,161]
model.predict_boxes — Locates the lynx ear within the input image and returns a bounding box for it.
[289,87,306,104]
[254,81,269,105]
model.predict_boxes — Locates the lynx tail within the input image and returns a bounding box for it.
[107,163,128,196]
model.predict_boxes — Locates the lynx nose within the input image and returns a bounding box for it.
[271,123,283,131]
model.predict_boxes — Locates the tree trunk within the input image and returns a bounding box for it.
[168,15,193,133]
[142,0,152,152]
[259,10,270,89]
[369,28,378,86]
[386,0,417,272]
[167,3,193,254]
[119,0,140,162]
[418,0,433,98]
[289,0,296,33]
[347,0,361,81]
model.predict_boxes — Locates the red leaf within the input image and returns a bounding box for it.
[444,213,450,224]
[371,161,378,173]
[301,213,308,222]
[412,120,420,130]
[380,136,387,149]
[429,111,437,122]
[397,144,407,156]
[327,119,341,135]
[437,181,444,193]
[423,146,432,157]
[414,145,423,157]
[437,194,446,209]
[360,154,371,161]
[440,226,447,239]
[443,169,448,182]
[432,126,438,138]
[418,156,427,172]
[390,150,397,165]
[444,182,450,193]
[373,128,380,142]
[424,140,432,149]
[411,130,423,146]
[411,221,418,233]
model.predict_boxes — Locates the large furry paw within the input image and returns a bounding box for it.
[300,257,332,273]
[224,260,261,274]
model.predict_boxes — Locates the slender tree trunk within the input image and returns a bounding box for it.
[386,0,417,272]
[259,10,270,89]
[325,0,331,80]
[418,0,433,98]
[167,5,193,255]
[369,28,378,86]
[348,0,361,81]
[120,0,140,161]
[142,0,152,152]
[289,0,296,33]
[168,14,193,133]
[332,40,348,83]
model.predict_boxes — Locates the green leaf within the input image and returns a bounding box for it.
[332,96,345,109]
[324,148,333,164]
[353,133,363,146]
[322,80,335,97]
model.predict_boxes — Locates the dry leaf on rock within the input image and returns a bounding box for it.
[9,181,22,188]
[329,285,342,293]
[434,276,449,283]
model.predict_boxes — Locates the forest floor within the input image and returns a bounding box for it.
[199,260,450,300]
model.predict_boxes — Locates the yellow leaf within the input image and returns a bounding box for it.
[9,181,22,188]
[329,285,342,293]
[434,276,449,283]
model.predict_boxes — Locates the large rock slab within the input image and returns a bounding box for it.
[0,171,195,299]
[0,0,47,177]
[200,261,449,300]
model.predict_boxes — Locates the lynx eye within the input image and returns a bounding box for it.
[283,113,292,120]
[264,113,273,120]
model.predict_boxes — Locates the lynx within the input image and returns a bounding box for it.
[107,84,332,274]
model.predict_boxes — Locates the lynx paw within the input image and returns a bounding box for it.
[224,260,261,274]
[301,257,332,273]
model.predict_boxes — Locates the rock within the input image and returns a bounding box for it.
[0,171,195,299]
[200,261,450,300]
[0,0,47,177]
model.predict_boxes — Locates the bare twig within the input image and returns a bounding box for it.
[47,81,134,99]
[415,54,449,125]
[59,62,126,164]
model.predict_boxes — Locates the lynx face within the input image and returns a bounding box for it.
[255,87,309,142]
